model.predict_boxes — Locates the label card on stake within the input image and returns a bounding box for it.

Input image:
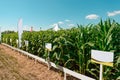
[91,50,114,80]
[45,43,52,51]
[25,40,29,47]
[91,50,114,67]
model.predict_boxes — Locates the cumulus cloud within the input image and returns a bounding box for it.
[107,10,120,17]
[58,21,63,24]
[85,14,99,19]
[65,19,70,22]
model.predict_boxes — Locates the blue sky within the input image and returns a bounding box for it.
[0,0,120,31]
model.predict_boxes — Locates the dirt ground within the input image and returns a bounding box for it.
[0,44,64,80]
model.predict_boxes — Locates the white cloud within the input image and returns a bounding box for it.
[65,19,70,22]
[68,24,75,27]
[85,14,99,19]
[58,21,63,24]
[107,10,120,17]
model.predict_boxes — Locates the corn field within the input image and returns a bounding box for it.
[2,19,120,80]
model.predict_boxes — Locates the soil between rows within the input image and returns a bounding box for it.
[0,44,65,80]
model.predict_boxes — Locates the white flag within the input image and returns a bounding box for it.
[18,18,23,48]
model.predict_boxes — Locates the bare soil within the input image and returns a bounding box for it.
[0,44,64,80]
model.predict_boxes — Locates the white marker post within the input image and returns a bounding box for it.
[10,38,12,45]
[45,43,52,70]
[18,18,23,48]
[25,40,28,47]
[16,39,18,48]
[100,64,103,80]
[91,50,114,80]
[25,40,29,51]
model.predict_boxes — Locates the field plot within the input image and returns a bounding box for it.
[0,44,64,80]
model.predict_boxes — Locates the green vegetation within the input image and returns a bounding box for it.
[2,19,120,80]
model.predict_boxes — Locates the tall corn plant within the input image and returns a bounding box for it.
[1,19,119,79]
[107,21,120,80]
[93,19,116,51]
[2,32,18,47]
[52,25,95,75]
[73,25,94,75]
[51,30,73,66]
[22,31,45,57]
[91,19,119,80]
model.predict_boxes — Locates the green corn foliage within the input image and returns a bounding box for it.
[1,19,120,80]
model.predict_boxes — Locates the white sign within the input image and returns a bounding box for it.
[18,18,23,48]
[45,43,52,51]
[25,40,29,46]
[91,50,114,67]
[16,39,18,44]
[10,39,12,43]
[16,39,18,48]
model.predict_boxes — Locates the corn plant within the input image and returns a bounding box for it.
[1,19,120,80]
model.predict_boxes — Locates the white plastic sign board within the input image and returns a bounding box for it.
[91,50,114,67]
[10,39,12,43]
[45,43,52,51]
[16,39,18,44]
[25,40,28,46]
